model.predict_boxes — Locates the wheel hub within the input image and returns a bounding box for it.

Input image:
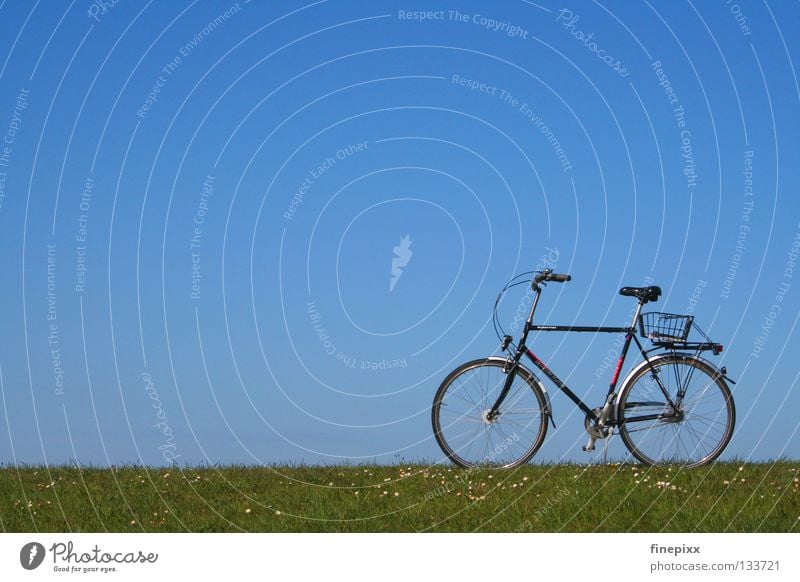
[661,408,685,423]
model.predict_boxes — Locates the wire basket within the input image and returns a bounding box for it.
[639,312,694,342]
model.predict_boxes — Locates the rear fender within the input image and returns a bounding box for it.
[614,353,727,419]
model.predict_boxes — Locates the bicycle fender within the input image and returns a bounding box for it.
[614,353,728,419]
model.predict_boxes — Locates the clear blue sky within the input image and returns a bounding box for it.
[0,0,798,466]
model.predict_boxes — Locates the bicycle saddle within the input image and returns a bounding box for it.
[619,285,662,303]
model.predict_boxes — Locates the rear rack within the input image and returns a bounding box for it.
[646,340,723,355]
[639,312,723,355]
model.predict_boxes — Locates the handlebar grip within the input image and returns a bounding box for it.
[550,273,571,283]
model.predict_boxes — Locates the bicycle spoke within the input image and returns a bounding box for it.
[445,389,481,408]
[619,356,733,466]
[461,424,484,460]
[503,409,544,415]
[681,421,715,449]
[433,361,547,467]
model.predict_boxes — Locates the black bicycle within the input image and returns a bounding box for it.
[432,270,736,468]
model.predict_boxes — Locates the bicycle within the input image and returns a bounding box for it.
[431,269,736,468]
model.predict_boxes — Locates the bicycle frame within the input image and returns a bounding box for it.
[488,283,677,426]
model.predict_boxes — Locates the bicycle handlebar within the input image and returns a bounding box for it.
[534,269,572,285]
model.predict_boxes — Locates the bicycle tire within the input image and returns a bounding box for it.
[617,354,735,467]
[432,358,549,468]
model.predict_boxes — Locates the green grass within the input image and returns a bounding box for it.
[1,462,798,532]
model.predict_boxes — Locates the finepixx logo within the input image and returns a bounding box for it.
[390,235,413,292]
[20,542,46,570]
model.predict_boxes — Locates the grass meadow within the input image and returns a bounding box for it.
[1,462,798,532]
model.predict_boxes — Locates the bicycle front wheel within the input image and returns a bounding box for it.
[432,358,549,468]
[618,354,735,467]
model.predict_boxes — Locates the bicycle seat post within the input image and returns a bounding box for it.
[630,300,645,333]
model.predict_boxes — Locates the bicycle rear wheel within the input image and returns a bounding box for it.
[618,354,735,467]
[432,358,549,468]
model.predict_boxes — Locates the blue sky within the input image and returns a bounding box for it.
[0,0,798,466]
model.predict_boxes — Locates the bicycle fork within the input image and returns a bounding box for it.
[486,358,517,421]
[488,289,542,421]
